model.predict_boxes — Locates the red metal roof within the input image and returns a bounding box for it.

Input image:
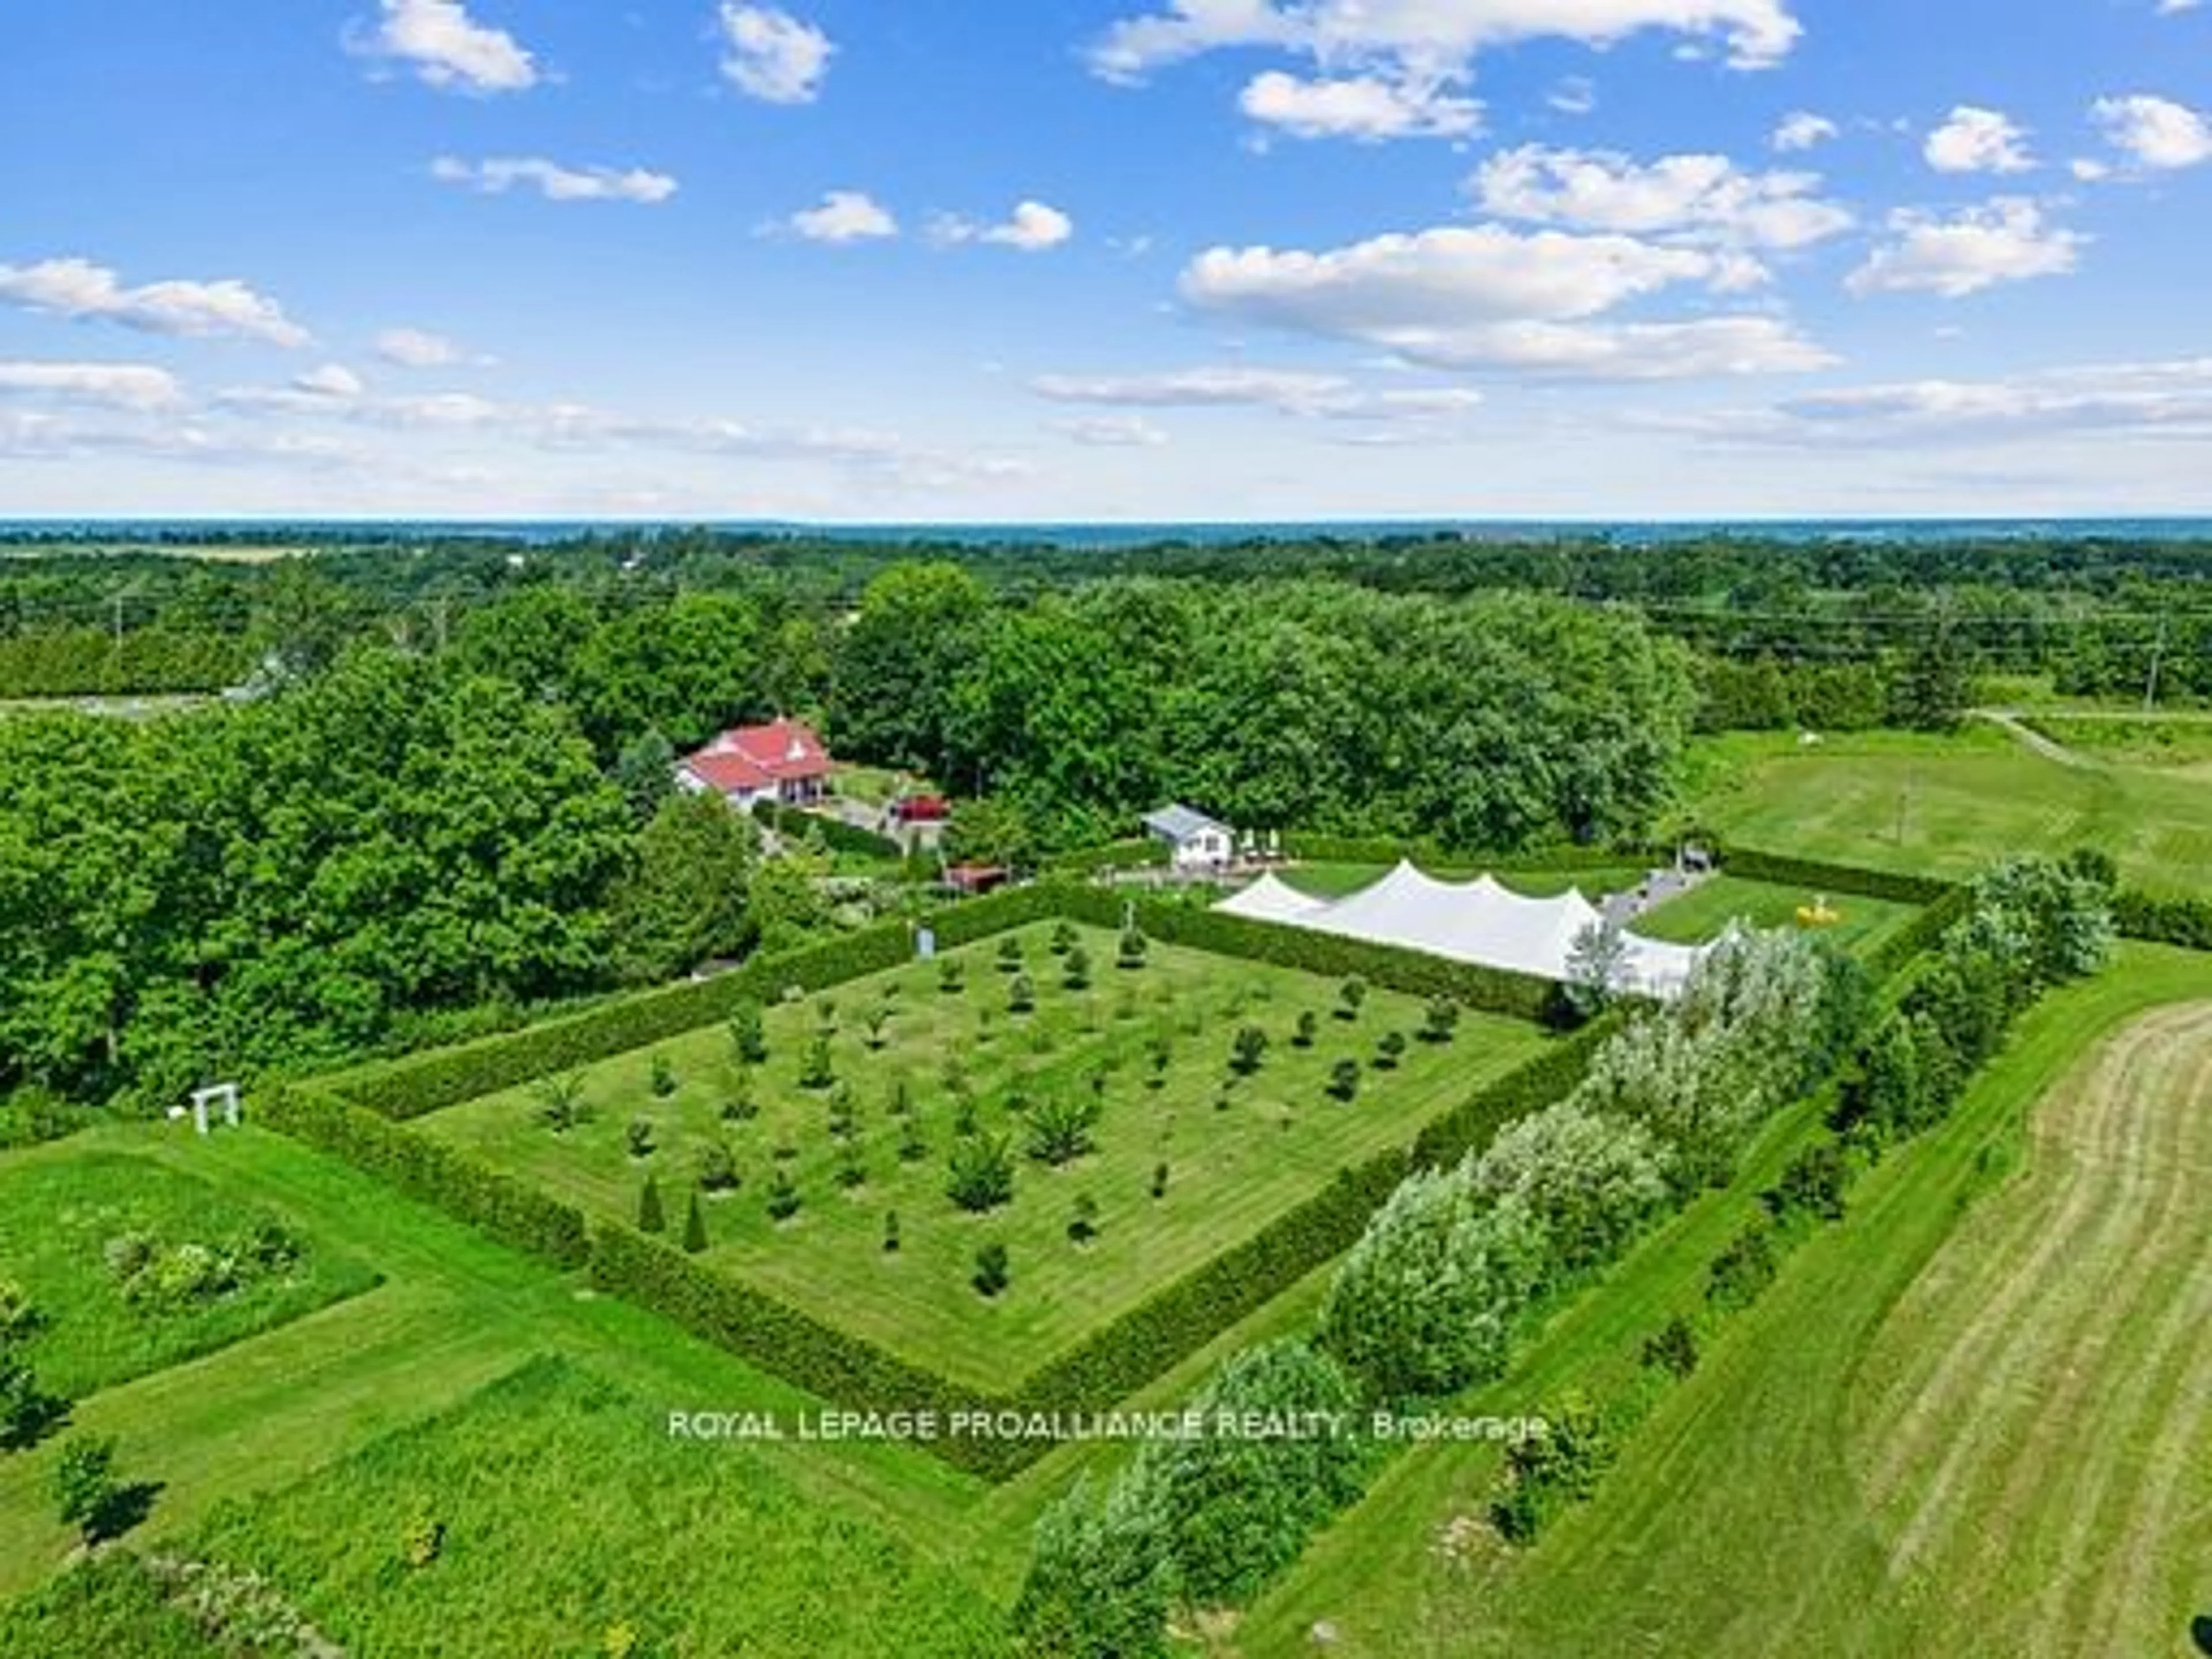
[685,718,834,792]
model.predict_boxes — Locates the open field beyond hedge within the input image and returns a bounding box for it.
[415,921,1552,1388]
[1684,729,2212,896]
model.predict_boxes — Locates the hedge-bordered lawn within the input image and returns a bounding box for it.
[0,1148,381,1400]
[416,921,1551,1388]
[1635,875,1921,958]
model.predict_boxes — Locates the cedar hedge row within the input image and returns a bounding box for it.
[260,1085,590,1269]
[1711,844,1957,907]
[1280,834,1665,873]
[1409,1014,1624,1170]
[1863,884,1975,984]
[1043,838,1169,874]
[750,800,905,861]
[2115,889,2212,952]
[323,884,1070,1120]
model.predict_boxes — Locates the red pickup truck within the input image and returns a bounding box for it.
[891,794,950,823]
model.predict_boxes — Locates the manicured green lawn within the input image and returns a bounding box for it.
[1237,943,2212,1657]
[1635,874,1920,957]
[0,1150,381,1399]
[416,921,1552,1389]
[184,1356,1005,1658]
[1683,728,2212,895]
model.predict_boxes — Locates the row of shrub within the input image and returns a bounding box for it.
[260,1086,590,1270]
[2113,888,2212,952]
[323,884,1070,1120]
[749,800,905,861]
[1497,853,2123,1549]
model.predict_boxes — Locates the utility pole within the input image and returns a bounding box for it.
[2145,615,2169,713]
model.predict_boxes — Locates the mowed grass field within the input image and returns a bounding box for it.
[0,1150,381,1399]
[418,921,1551,1388]
[177,1356,1004,1658]
[1684,728,2212,895]
[1238,943,2212,1658]
[0,1128,997,1627]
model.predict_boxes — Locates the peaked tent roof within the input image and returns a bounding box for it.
[1208,859,1715,999]
[1215,872,1328,925]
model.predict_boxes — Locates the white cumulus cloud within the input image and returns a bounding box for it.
[1091,0,1803,85]
[1240,70,1481,141]
[353,0,539,94]
[1771,111,1837,152]
[1472,145,1853,250]
[375,327,482,369]
[1849,198,2084,298]
[430,156,679,204]
[0,361,184,411]
[932,200,1075,251]
[0,257,310,347]
[718,5,835,104]
[1924,106,2035,174]
[1051,415,1172,447]
[779,190,899,243]
[2092,94,2212,170]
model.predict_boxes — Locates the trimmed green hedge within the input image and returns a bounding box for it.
[1865,884,1975,984]
[1408,1014,1624,1169]
[260,1085,589,1269]
[323,885,1070,1120]
[584,1223,1013,1473]
[1281,834,1664,873]
[2115,889,2212,952]
[1713,844,1956,907]
[751,800,904,861]
[1044,838,1168,874]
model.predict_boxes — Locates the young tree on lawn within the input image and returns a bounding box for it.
[1025,1093,1102,1166]
[1229,1025,1269,1076]
[51,1435,126,1545]
[532,1071,588,1132]
[1422,997,1460,1043]
[1328,1058,1361,1102]
[637,1175,666,1234]
[1374,1031,1407,1070]
[973,1241,1011,1297]
[728,1002,768,1065]
[1292,1009,1318,1048]
[681,1193,709,1254]
[799,1033,836,1089]
[1335,977,1368,1020]
[1008,973,1037,1014]
[948,1133,1018,1212]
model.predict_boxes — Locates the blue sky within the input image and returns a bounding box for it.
[1,0,2207,520]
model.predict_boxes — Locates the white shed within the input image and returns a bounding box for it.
[1142,804,1235,872]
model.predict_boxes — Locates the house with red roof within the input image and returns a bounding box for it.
[677,717,836,810]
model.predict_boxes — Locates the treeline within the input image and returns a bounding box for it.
[0,650,789,1113]
[3,529,2208,705]
[835,568,1696,850]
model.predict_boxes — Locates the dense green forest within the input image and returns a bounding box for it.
[2,528,2206,1119]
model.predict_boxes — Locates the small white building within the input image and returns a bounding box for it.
[1143,803,1235,872]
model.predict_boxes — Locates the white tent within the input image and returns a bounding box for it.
[1214,871,1329,926]
[1215,860,1711,998]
